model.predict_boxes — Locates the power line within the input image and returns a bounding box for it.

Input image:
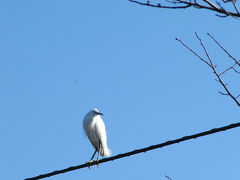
[25,121,240,180]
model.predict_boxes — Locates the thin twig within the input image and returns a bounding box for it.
[232,1,240,14]
[219,91,229,95]
[207,33,240,66]
[165,175,173,180]
[233,67,240,74]
[219,62,239,76]
[175,38,212,68]
[195,32,215,68]
[203,0,220,9]
[25,122,240,180]
[129,0,191,9]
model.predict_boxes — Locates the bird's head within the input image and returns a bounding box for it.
[92,108,103,116]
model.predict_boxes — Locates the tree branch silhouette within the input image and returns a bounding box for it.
[176,33,240,107]
[25,121,240,180]
[129,0,240,19]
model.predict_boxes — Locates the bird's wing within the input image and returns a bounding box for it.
[83,115,99,150]
[93,116,107,150]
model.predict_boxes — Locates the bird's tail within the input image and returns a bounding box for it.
[100,144,111,157]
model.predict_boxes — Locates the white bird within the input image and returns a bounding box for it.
[83,109,111,163]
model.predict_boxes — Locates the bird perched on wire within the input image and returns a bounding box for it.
[83,109,111,166]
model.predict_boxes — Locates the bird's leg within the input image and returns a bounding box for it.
[96,151,100,168]
[87,150,97,169]
[90,150,97,162]
[96,143,101,168]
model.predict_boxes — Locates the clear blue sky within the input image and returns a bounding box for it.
[1,1,240,180]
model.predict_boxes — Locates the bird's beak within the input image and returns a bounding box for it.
[97,112,103,115]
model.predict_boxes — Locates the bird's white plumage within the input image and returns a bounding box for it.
[83,109,111,158]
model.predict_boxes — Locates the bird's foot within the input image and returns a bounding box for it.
[96,159,100,168]
[86,160,93,169]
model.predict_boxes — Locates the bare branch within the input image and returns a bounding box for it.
[129,0,240,18]
[128,0,191,9]
[176,33,240,106]
[25,122,240,180]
